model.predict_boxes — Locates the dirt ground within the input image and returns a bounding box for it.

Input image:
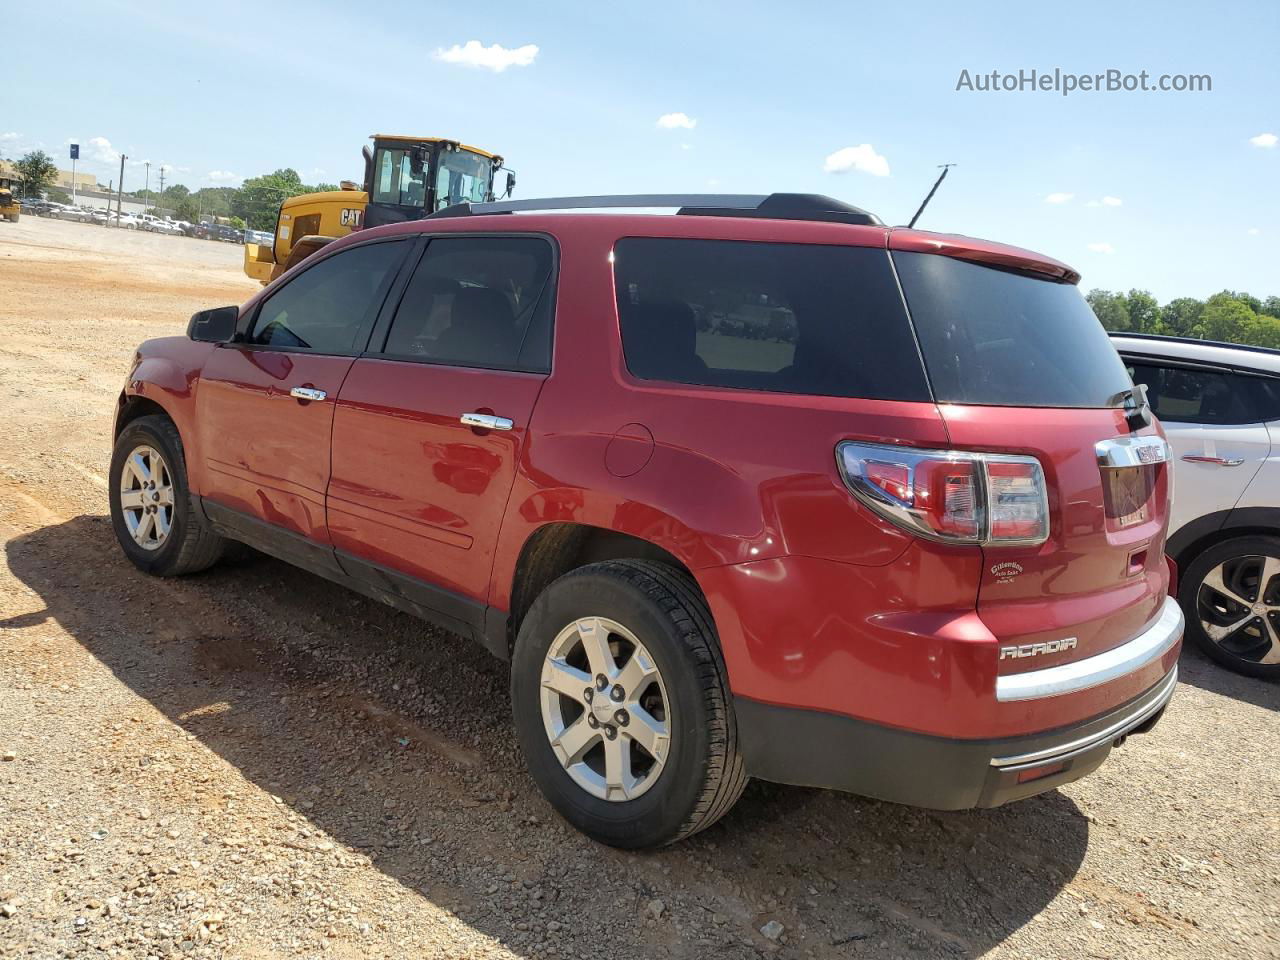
[0,215,1277,960]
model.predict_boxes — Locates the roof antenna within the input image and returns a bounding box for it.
[907,163,955,229]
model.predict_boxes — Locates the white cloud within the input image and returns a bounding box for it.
[680,143,693,151]
[0,131,21,142]
[657,112,697,130]
[207,170,241,184]
[1248,227,1261,236]
[1044,192,1074,204]
[1249,132,1278,148]
[88,136,120,164]
[823,144,891,177]
[1087,242,1116,254]
[433,40,538,72]
[1086,195,1123,207]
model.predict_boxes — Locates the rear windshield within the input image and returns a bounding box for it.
[612,237,930,402]
[893,251,1131,408]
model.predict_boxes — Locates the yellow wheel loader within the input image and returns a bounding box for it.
[244,134,511,284]
[0,176,21,222]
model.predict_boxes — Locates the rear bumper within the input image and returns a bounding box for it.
[737,664,1178,809]
[996,597,1183,701]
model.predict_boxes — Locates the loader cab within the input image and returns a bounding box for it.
[361,135,507,229]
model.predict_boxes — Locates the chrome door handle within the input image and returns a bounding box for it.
[1182,454,1245,467]
[460,412,514,431]
[289,386,327,402]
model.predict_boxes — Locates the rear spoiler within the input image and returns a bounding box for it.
[887,228,1081,285]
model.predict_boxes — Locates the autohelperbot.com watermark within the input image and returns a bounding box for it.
[956,68,1212,96]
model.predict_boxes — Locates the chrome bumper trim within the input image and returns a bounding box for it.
[996,595,1183,702]
[991,665,1178,768]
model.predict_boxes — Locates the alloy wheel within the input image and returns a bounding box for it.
[1196,554,1280,665]
[539,616,671,801]
[118,444,175,551]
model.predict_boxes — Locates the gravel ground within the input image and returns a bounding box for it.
[0,215,1278,960]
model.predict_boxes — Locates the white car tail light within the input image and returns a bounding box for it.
[836,441,1049,546]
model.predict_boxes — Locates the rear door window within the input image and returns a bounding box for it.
[379,236,555,372]
[893,252,1133,408]
[1126,362,1260,425]
[612,237,930,401]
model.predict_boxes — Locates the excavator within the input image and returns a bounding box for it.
[244,134,513,284]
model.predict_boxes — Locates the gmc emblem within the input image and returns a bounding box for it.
[1000,637,1078,659]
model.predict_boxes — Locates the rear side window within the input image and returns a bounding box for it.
[894,252,1133,408]
[1126,362,1260,425]
[612,238,929,401]
[250,240,409,354]
[381,236,555,372]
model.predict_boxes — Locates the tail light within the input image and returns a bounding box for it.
[836,441,1049,546]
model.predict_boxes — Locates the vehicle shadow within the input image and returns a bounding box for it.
[1175,643,1280,712]
[5,515,1090,959]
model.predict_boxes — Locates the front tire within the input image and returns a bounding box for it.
[109,415,225,576]
[1180,535,1280,680]
[511,559,746,848]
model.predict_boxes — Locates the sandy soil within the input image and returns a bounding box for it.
[0,215,1277,960]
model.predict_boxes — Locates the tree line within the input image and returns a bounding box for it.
[7,150,337,231]
[1087,289,1280,350]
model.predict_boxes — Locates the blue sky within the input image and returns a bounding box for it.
[4,0,1276,301]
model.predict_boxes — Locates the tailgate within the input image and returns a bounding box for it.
[938,405,1171,675]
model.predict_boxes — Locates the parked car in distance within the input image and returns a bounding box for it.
[109,193,1183,848]
[1113,333,1280,679]
[148,218,184,236]
[244,229,273,247]
[51,204,92,222]
[108,212,140,229]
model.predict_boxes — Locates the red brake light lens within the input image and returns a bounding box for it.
[836,442,1048,546]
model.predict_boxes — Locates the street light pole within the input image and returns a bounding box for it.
[144,161,150,213]
[115,154,126,225]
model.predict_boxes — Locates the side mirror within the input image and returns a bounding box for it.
[504,171,516,198]
[187,306,240,343]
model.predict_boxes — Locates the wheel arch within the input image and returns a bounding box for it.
[500,521,700,658]
[1169,507,1280,594]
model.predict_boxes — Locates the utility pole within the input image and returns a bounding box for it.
[158,166,166,212]
[144,161,150,213]
[116,154,126,225]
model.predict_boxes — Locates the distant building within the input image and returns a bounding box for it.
[0,160,99,195]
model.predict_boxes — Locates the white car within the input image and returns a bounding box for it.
[149,219,184,236]
[108,212,140,229]
[1113,333,1280,679]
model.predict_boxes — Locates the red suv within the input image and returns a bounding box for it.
[110,193,1183,848]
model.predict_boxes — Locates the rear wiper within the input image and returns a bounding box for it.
[1111,383,1152,431]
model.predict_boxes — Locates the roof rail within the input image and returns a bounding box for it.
[428,193,882,226]
[1109,331,1280,358]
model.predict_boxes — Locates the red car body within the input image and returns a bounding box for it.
[116,205,1182,809]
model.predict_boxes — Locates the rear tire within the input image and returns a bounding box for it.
[1180,535,1280,680]
[511,559,747,848]
[109,414,225,576]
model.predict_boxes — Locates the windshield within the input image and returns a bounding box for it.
[893,251,1133,408]
[371,148,428,208]
[434,150,492,210]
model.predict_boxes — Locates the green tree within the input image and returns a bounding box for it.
[46,187,71,205]
[174,197,199,223]
[1200,292,1256,343]
[1086,289,1131,331]
[1239,313,1280,350]
[13,149,58,198]
[310,182,340,193]
[232,168,308,230]
[1125,289,1162,334]
[1160,297,1205,338]
[1262,296,1280,320]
